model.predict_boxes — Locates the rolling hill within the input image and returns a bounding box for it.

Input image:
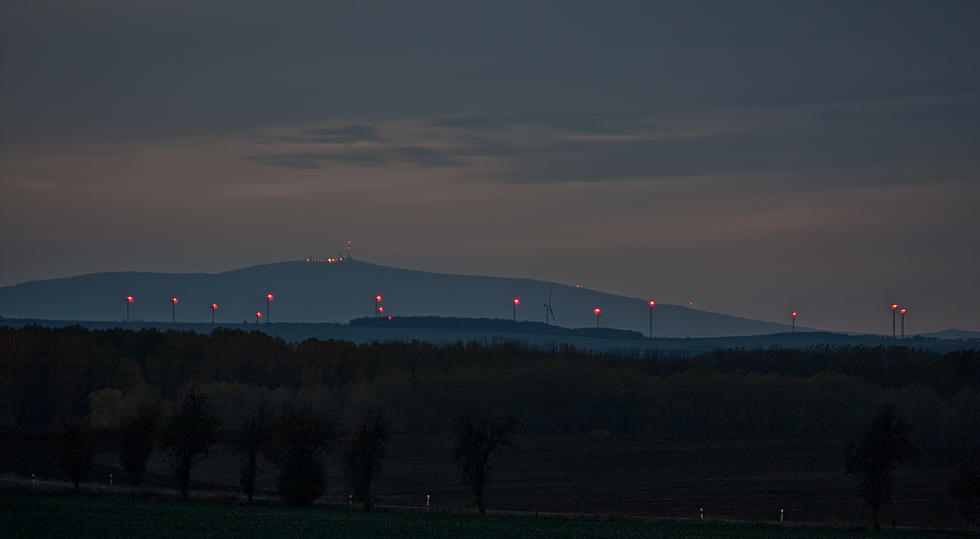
[0,259,798,338]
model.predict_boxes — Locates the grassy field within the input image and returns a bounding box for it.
[2,489,974,539]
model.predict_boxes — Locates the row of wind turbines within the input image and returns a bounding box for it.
[124,294,275,324]
[122,290,910,339]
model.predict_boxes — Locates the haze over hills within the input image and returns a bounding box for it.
[0,259,800,338]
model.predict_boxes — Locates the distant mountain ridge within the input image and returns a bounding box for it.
[0,259,799,338]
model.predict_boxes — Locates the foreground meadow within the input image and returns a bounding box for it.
[2,489,973,539]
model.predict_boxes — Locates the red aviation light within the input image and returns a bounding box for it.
[594,308,601,314]
[900,309,906,314]
[127,296,133,302]
[256,312,262,318]
[513,299,520,305]
[212,303,217,309]
[649,301,655,306]
[375,295,382,301]
[172,298,178,304]
[892,304,898,310]
[792,312,797,317]
[267,294,274,301]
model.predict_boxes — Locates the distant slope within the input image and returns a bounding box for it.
[914,329,980,340]
[3,317,977,353]
[0,259,797,338]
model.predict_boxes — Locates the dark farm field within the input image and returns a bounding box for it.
[9,431,969,529]
[1,489,974,539]
[366,434,969,527]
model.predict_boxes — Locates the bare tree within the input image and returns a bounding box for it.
[268,405,338,507]
[343,411,390,511]
[57,420,93,491]
[846,404,918,531]
[118,406,160,487]
[160,388,220,501]
[238,403,268,504]
[452,410,516,516]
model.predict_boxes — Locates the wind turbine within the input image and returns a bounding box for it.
[543,287,557,325]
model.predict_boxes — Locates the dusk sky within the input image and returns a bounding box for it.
[2,1,978,334]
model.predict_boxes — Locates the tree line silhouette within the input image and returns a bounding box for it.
[2,325,977,445]
[4,325,977,524]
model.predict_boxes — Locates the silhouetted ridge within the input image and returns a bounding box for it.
[349,316,646,340]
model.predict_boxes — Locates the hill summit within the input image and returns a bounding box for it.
[0,259,793,338]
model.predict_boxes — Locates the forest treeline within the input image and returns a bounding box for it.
[1,325,978,444]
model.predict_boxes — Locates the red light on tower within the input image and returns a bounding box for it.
[126,296,134,322]
[171,297,178,323]
[594,308,601,328]
[266,294,273,324]
[375,295,382,318]
[513,298,520,321]
[648,301,655,338]
[791,312,797,332]
[211,303,217,323]
[127,296,134,302]
[891,304,899,338]
[900,309,907,339]
[256,312,262,323]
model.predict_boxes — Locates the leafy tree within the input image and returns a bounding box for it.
[949,462,980,524]
[160,388,220,501]
[269,405,337,507]
[453,410,516,516]
[57,420,93,491]
[238,403,268,504]
[846,404,918,531]
[343,411,390,511]
[118,406,161,487]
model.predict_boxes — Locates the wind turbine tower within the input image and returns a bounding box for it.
[543,287,557,325]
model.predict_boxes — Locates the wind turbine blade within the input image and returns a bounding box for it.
[548,305,557,324]
[548,286,553,305]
